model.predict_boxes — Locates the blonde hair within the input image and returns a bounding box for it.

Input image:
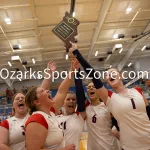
[67,91,76,96]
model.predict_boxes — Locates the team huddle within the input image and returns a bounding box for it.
[0,42,150,150]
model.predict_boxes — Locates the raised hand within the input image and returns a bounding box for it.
[69,41,77,53]
[47,61,56,73]
[72,59,80,70]
[70,58,80,72]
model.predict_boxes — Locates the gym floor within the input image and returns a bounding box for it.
[79,132,88,150]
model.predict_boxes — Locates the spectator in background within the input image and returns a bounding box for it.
[7,91,13,103]
[2,109,7,116]
[5,88,13,103]
[0,118,1,124]
[4,99,8,106]
[5,88,9,96]
[13,88,17,95]
[22,86,28,95]
[22,86,25,95]
[25,87,28,94]
[5,88,10,101]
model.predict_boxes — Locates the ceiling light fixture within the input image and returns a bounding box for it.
[5,18,11,24]
[11,56,20,61]
[66,54,69,60]
[8,61,12,67]
[95,51,98,56]
[141,45,146,51]
[128,63,132,67]
[73,12,75,17]
[126,8,132,14]
[115,44,123,49]
[113,34,118,39]
[18,44,22,49]
[32,58,35,64]
[119,48,123,53]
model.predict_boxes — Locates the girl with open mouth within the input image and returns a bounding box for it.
[24,61,77,150]
[71,64,120,150]
[69,42,150,150]
[0,61,57,150]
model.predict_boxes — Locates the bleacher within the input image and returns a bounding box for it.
[0,80,149,122]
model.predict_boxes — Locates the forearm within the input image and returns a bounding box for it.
[0,144,12,150]
[57,73,72,94]
[53,72,73,112]
[41,73,51,90]
[72,49,103,89]
[72,49,95,75]
[75,69,86,112]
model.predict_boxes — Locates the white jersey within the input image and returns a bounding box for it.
[25,110,64,150]
[0,114,29,150]
[57,112,84,150]
[107,88,150,150]
[86,102,118,150]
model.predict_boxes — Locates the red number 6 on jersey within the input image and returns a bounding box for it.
[92,114,97,123]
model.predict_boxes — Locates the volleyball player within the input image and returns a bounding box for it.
[57,91,85,150]
[69,42,150,150]
[57,61,86,150]
[73,66,119,150]
[25,61,76,150]
[0,61,55,150]
[0,93,28,150]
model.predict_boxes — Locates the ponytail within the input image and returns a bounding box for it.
[25,87,38,115]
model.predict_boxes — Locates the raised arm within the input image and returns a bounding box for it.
[52,62,75,113]
[74,66,86,119]
[41,61,56,90]
[69,42,108,104]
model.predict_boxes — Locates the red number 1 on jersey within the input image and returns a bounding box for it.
[131,99,136,109]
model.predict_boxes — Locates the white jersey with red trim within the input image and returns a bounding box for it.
[57,112,84,150]
[0,114,29,150]
[107,88,150,150]
[86,102,118,150]
[26,111,64,150]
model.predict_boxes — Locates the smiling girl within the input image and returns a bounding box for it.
[69,42,150,150]
[24,61,77,150]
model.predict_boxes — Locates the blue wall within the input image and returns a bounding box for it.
[50,82,113,97]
